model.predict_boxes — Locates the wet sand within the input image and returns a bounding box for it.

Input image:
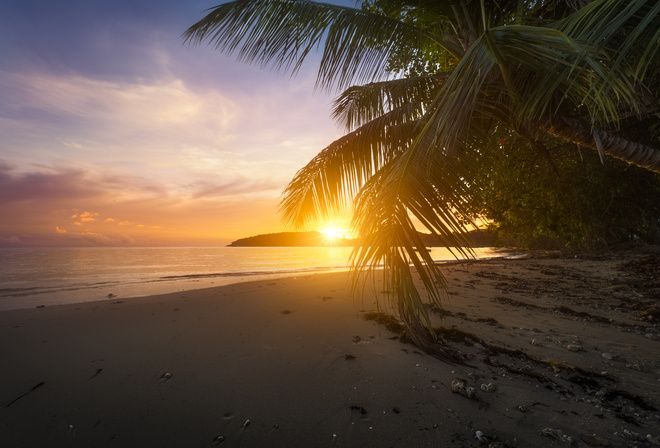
[0,247,658,447]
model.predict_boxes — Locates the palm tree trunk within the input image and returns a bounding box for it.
[540,117,660,173]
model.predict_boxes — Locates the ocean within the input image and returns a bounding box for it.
[0,246,507,310]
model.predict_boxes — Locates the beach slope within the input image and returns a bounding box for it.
[1,248,658,447]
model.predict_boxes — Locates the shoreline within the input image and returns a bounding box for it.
[0,267,353,312]
[0,246,512,312]
[1,247,658,447]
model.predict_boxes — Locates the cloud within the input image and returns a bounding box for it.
[0,235,25,246]
[0,162,102,204]
[4,72,237,148]
[71,211,99,222]
[55,226,67,234]
[0,71,310,201]
[189,178,282,199]
[55,230,114,245]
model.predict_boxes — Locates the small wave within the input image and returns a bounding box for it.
[159,266,346,281]
[0,287,42,294]
[0,280,127,298]
[0,287,61,298]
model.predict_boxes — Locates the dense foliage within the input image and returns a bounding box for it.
[477,135,660,249]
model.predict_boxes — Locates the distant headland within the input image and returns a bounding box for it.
[227,231,354,247]
[227,230,495,247]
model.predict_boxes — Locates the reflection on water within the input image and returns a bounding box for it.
[0,246,508,310]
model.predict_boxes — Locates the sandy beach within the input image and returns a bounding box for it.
[1,247,658,447]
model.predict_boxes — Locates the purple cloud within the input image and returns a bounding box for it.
[0,162,102,203]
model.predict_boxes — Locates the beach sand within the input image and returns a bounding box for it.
[1,247,658,447]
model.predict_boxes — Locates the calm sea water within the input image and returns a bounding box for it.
[0,246,506,310]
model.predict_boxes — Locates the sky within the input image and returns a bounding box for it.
[0,0,359,247]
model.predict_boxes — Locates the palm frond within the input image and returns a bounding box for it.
[279,107,420,228]
[554,0,660,80]
[486,25,637,126]
[331,74,449,131]
[350,144,477,329]
[184,0,457,91]
[411,22,643,165]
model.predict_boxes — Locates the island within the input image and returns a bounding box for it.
[227,229,495,247]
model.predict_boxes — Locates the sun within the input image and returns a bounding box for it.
[319,227,348,240]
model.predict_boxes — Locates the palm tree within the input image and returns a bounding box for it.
[185,0,660,362]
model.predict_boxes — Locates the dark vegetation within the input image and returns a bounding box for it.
[477,134,660,250]
[228,229,495,247]
[227,231,350,247]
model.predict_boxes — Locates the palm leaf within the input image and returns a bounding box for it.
[184,0,458,91]
[350,142,477,329]
[279,107,420,228]
[331,74,449,131]
[554,0,660,80]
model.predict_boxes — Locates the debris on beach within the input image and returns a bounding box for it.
[348,405,368,415]
[540,427,573,444]
[450,377,476,399]
[4,381,45,407]
[480,382,496,392]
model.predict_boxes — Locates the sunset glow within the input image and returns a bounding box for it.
[0,0,354,247]
[319,228,349,240]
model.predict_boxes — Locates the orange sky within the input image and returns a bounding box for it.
[0,1,356,247]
